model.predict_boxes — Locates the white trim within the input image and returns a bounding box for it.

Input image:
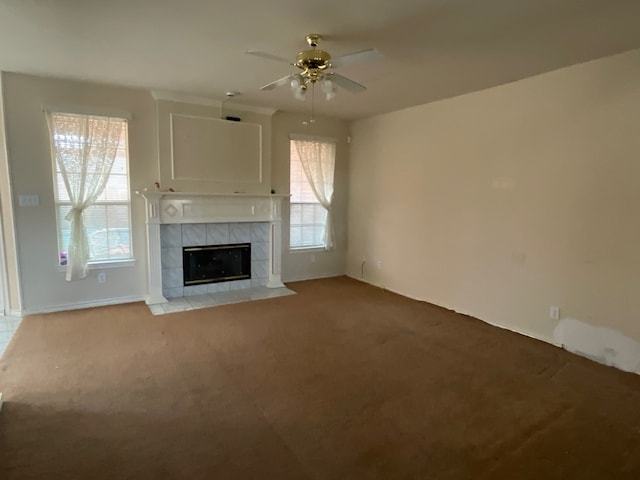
[169,109,176,180]
[42,105,132,120]
[481,314,558,346]
[289,133,338,143]
[0,73,21,314]
[267,220,284,288]
[21,294,146,315]
[136,190,289,199]
[56,259,136,273]
[289,246,327,254]
[0,200,6,315]
[0,74,7,314]
[151,90,277,116]
[88,259,136,269]
[283,272,344,283]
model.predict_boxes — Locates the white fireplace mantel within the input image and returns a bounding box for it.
[138,190,287,305]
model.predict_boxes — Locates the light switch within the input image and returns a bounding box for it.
[18,194,39,207]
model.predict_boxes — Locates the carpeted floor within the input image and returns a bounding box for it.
[1,276,639,479]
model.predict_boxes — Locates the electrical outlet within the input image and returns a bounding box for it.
[549,305,560,320]
[98,272,106,284]
[375,260,383,269]
[310,254,316,263]
[18,194,39,207]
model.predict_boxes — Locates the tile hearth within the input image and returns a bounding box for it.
[148,286,295,315]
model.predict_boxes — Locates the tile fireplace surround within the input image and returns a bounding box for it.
[139,190,288,306]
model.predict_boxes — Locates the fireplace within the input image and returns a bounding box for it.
[137,190,285,305]
[183,243,251,285]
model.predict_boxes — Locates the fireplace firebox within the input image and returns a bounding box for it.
[183,243,251,285]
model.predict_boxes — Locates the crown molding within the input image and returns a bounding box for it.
[150,90,276,116]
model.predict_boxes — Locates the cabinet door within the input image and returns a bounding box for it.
[171,114,262,185]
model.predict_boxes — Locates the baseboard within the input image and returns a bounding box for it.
[21,295,146,315]
[7,308,23,318]
[283,272,345,283]
[347,274,560,348]
[479,315,558,347]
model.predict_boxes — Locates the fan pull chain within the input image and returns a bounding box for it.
[310,82,316,124]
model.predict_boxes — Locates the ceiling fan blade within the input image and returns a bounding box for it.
[260,74,294,91]
[330,49,383,69]
[245,50,292,64]
[327,73,366,93]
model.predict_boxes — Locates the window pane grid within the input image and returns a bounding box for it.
[56,203,132,263]
[289,202,327,249]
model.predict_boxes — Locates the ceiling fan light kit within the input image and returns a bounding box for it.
[321,78,336,100]
[247,34,379,105]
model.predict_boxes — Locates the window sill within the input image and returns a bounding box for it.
[289,247,327,254]
[57,259,136,272]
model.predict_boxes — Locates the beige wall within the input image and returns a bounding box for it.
[272,112,349,282]
[2,73,158,313]
[347,49,640,346]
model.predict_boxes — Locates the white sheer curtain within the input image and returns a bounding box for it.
[294,139,336,250]
[46,112,126,281]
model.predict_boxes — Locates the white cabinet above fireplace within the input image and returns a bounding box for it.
[154,98,275,195]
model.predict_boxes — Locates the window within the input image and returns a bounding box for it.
[289,138,335,250]
[49,112,132,267]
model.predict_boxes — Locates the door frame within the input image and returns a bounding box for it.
[0,209,6,315]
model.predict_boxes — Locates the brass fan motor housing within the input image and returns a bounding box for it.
[295,49,331,71]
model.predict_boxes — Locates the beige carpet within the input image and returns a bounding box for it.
[1,276,639,479]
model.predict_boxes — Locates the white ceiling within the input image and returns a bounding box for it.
[1,0,640,120]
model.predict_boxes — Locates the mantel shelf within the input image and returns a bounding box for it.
[136,189,290,199]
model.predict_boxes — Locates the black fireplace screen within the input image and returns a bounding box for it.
[183,243,251,285]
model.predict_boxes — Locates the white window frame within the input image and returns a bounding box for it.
[289,137,334,251]
[48,110,134,269]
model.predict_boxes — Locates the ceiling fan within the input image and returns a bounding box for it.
[246,34,381,101]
